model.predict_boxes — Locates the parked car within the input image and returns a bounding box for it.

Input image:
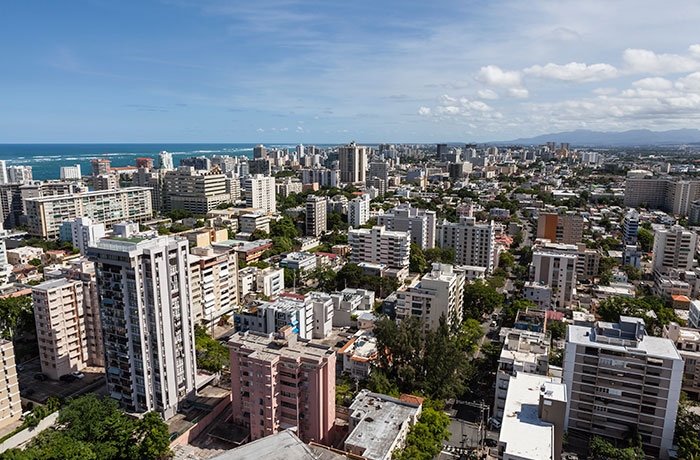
[488,417,501,429]
[59,374,77,383]
[71,371,85,379]
[34,373,48,381]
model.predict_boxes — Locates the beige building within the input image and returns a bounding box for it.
[0,340,21,428]
[305,195,327,237]
[189,245,239,326]
[6,246,44,265]
[437,217,496,273]
[25,187,153,239]
[663,322,700,398]
[652,225,698,274]
[33,278,88,380]
[338,142,367,185]
[536,213,584,244]
[244,174,276,214]
[348,225,410,270]
[531,243,578,309]
[163,167,231,214]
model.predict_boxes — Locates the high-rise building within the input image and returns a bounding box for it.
[134,167,165,211]
[348,194,370,228]
[622,209,640,245]
[624,176,700,216]
[338,142,367,184]
[244,174,276,214]
[32,279,88,380]
[305,195,327,237]
[94,173,119,191]
[67,216,106,255]
[536,213,584,245]
[158,151,174,170]
[367,161,389,183]
[89,236,197,419]
[437,217,495,273]
[60,164,82,180]
[652,225,698,274]
[179,156,211,171]
[25,187,153,239]
[228,329,336,444]
[0,161,7,184]
[253,144,267,159]
[377,204,436,250]
[395,263,464,329]
[564,317,683,459]
[135,158,154,169]
[91,158,111,176]
[663,322,700,399]
[531,244,578,308]
[0,340,20,428]
[163,167,230,214]
[6,165,32,184]
[348,225,410,270]
[189,245,239,326]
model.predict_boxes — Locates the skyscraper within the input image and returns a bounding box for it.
[348,194,370,228]
[652,225,698,274]
[89,236,197,419]
[437,217,495,273]
[305,195,327,237]
[338,142,367,184]
[253,144,267,159]
[158,151,174,170]
[244,174,276,214]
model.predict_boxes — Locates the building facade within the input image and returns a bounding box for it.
[244,175,276,214]
[437,217,495,273]
[305,195,327,237]
[338,142,367,184]
[536,213,584,245]
[377,204,436,250]
[0,340,21,428]
[348,225,410,270]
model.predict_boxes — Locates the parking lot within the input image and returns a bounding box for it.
[18,358,106,405]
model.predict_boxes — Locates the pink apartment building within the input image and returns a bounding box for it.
[228,327,336,444]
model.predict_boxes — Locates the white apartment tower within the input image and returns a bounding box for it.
[244,174,276,214]
[348,225,410,270]
[89,236,197,419]
[158,151,174,170]
[378,204,436,250]
[652,225,698,274]
[0,340,20,428]
[306,195,327,237]
[564,317,683,459]
[437,217,495,273]
[622,209,640,245]
[531,245,578,308]
[69,216,106,256]
[348,194,370,228]
[338,142,367,184]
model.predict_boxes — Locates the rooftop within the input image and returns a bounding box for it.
[209,429,347,460]
[568,322,682,360]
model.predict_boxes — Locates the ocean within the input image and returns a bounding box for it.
[0,144,304,181]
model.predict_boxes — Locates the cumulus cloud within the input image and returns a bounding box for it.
[676,72,700,92]
[477,89,499,100]
[475,65,522,87]
[508,88,529,98]
[623,47,700,75]
[418,106,431,116]
[632,77,673,90]
[523,62,618,82]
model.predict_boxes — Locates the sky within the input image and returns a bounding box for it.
[3,0,700,144]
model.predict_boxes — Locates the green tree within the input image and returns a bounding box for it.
[194,326,229,372]
[249,229,269,241]
[498,251,515,270]
[597,296,680,336]
[637,228,654,252]
[0,295,33,339]
[502,298,536,326]
[547,320,567,341]
[422,316,470,399]
[463,280,503,321]
[393,408,450,460]
[409,243,426,274]
[335,263,364,290]
[620,264,642,281]
[269,216,299,239]
[131,412,172,460]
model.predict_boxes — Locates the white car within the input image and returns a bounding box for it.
[71,371,85,379]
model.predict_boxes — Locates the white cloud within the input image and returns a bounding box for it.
[675,72,700,92]
[418,107,431,116]
[256,128,264,132]
[691,44,700,58]
[508,88,529,98]
[523,62,618,82]
[475,65,522,87]
[477,89,499,100]
[632,77,673,90]
[623,47,700,74]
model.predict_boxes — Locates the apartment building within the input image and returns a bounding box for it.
[348,225,410,272]
[563,317,683,459]
[531,243,578,308]
[663,322,700,398]
[32,279,88,380]
[43,259,104,367]
[0,340,21,428]
[239,210,271,234]
[437,217,495,273]
[244,174,276,214]
[305,195,327,237]
[189,245,238,326]
[494,329,550,420]
[133,167,165,211]
[330,288,375,327]
[228,329,336,444]
[348,194,370,228]
[377,204,436,250]
[88,236,197,419]
[624,176,700,216]
[60,216,106,256]
[25,187,153,239]
[536,213,584,244]
[338,142,367,184]
[338,332,378,379]
[652,225,698,275]
[622,209,640,245]
[6,246,43,266]
[395,263,464,330]
[163,167,231,214]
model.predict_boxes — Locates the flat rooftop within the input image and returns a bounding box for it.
[209,429,347,460]
[228,331,334,364]
[568,324,682,360]
[500,373,561,460]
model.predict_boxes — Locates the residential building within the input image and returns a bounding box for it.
[690,300,700,329]
[64,216,106,255]
[0,340,20,428]
[330,288,375,327]
[236,295,314,339]
[134,167,165,211]
[367,161,389,183]
[531,243,578,308]
[279,252,317,273]
[33,279,88,380]
[25,187,153,239]
[576,244,600,282]
[253,144,267,159]
[91,158,111,176]
[395,263,464,330]
[300,168,340,188]
[338,331,378,379]
[228,329,336,444]
[348,225,410,272]
[305,195,327,237]
[239,210,271,234]
[158,151,174,170]
[206,430,348,460]
[652,225,698,275]
[6,246,43,265]
[338,142,367,185]
[536,213,584,244]
[377,204,436,250]
[437,217,495,273]
[189,245,238,326]
[497,373,567,460]
[523,282,553,310]
[662,322,700,398]
[163,167,231,214]
[256,267,285,298]
[348,194,370,228]
[94,173,119,191]
[622,209,640,245]
[307,292,334,339]
[88,236,197,419]
[244,174,276,214]
[494,329,550,420]
[624,176,700,216]
[60,164,82,180]
[275,178,303,197]
[564,317,683,459]
[345,390,422,460]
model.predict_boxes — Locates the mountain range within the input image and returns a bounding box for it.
[490,129,700,147]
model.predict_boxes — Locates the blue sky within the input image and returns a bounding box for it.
[3,0,700,143]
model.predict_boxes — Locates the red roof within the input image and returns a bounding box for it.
[280,292,306,300]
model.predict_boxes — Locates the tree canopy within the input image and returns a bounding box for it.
[392,407,450,460]
[463,279,504,321]
[596,296,681,336]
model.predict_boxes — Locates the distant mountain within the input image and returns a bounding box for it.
[491,129,700,147]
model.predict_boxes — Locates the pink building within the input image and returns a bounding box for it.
[228,327,336,444]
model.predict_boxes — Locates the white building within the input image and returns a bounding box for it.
[88,235,197,420]
[279,252,317,273]
[531,243,578,309]
[348,194,370,228]
[338,331,378,378]
[0,340,20,428]
[523,282,553,310]
[69,216,106,255]
[158,151,174,170]
[60,164,82,180]
[437,217,495,273]
[308,291,334,339]
[652,225,698,274]
[331,288,375,327]
[244,174,276,214]
[348,225,410,270]
[256,266,284,298]
[377,204,436,250]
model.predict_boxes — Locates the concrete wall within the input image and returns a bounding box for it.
[170,394,232,448]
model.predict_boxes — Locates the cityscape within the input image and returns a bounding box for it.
[0,142,696,460]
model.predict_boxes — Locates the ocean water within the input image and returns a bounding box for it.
[0,144,291,181]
